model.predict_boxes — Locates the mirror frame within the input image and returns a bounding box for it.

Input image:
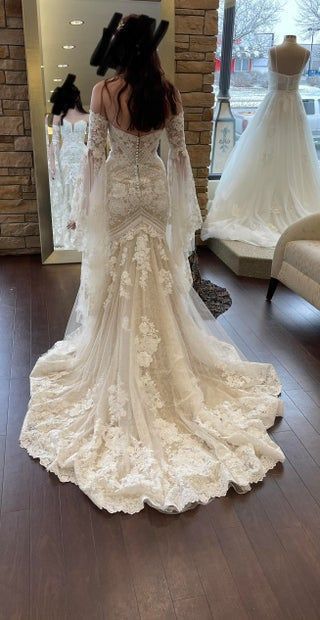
[22,0,175,264]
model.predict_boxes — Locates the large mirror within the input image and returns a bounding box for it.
[22,0,174,263]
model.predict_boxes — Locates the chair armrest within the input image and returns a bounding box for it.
[271,213,320,277]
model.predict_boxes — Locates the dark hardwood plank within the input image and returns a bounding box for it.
[149,511,204,602]
[286,388,320,435]
[0,509,30,620]
[0,435,5,509]
[29,461,67,620]
[11,304,31,380]
[275,430,320,506]
[234,489,319,619]
[0,377,9,436]
[30,257,50,368]
[1,378,32,513]
[90,506,140,620]
[281,392,320,465]
[121,508,176,620]
[180,507,248,620]
[173,596,212,620]
[208,496,284,619]
[0,302,15,379]
[59,483,103,620]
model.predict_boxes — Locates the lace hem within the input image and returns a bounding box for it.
[20,395,283,515]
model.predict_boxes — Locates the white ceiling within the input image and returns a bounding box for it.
[38,0,162,110]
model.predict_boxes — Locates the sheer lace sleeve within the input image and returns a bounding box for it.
[165,111,202,285]
[69,106,108,250]
[49,124,61,178]
[87,110,108,177]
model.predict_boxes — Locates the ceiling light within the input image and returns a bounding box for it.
[40,64,44,69]
[62,44,75,50]
[57,63,68,68]
[50,89,54,93]
[70,19,84,26]
[53,78,62,82]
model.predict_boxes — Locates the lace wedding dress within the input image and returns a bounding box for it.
[202,63,320,247]
[20,109,284,514]
[50,119,88,248]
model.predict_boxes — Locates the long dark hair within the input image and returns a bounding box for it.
[51,84,87,123]
[109,15,177,132]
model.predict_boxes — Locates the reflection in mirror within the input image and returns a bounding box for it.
[36,0,163,255]
[45,77,89,249]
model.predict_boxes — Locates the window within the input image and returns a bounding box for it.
[303,99,315,114]
[210,0,320,177]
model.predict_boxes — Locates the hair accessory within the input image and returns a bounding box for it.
[149,20,169,52]
[93,14,169,76]
[90,13,123,67]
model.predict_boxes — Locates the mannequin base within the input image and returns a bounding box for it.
[207,238,274,279]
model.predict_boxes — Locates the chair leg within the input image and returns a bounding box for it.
[266,277,279,301]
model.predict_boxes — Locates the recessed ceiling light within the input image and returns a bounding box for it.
[70,19,84,26]
[53,78,62,82]
[40,64,44,69]
[50,89,54,93]
[57,63,69,68]
[62,44,75,50]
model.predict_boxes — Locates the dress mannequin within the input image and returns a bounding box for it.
[269,35,310,75]
[201,34,320,248]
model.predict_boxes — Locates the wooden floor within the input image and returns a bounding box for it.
[1,251,320,620]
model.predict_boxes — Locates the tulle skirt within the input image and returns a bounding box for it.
[20,222,284,514]
[202,90,320,247]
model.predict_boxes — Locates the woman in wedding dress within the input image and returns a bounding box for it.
[20,15,284,514]
[50,77,88,248]
[202,46,320,247]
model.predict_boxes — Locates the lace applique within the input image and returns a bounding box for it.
[159,268,173,295]
[120,246,128,266]
[133,233,151,289]
[165,112,188,158]
[68,382,102,417]
[87,110,108,176]
[136,317,164,411]
[120,270,132,299]
[136,317,161,365]
[107,381,128,426]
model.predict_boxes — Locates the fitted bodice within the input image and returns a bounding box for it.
[108,123,162,164]
[61,119,87,147]
[104,124,168,237]
[268,69,302,93]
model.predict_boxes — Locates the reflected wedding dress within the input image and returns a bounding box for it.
[202,61,320,247]
[20,107,284,514]
[51,119,88,248]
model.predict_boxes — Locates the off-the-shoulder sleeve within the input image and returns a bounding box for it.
[165,111,203,286]
[69,110,108,249]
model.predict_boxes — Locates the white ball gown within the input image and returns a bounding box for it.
[202,62,320,247]
[50,119,88,248]
[20,106,284,514]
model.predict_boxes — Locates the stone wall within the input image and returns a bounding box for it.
[0,0,39,255]
[175,0,218,219]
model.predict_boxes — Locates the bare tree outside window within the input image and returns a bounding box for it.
[296,0,320,35]
[219,0,283,55]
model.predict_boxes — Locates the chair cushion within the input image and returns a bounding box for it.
[283,240,320,285]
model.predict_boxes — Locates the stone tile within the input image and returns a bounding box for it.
[0,235,25,249]
[1,221,38,236]
[0,28,24,45]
